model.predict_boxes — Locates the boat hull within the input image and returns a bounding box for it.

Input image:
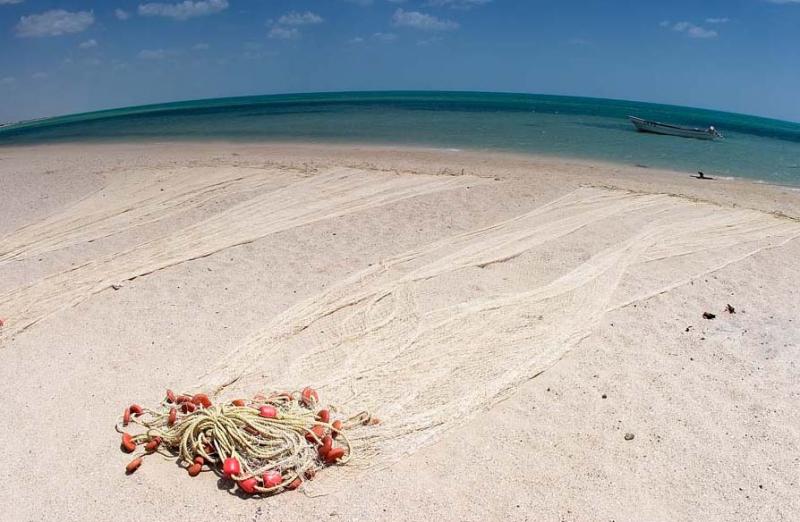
[629,116,719,140]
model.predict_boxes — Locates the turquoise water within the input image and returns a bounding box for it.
[2,91,800,185]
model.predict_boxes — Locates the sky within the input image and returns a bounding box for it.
[0,0,799,123]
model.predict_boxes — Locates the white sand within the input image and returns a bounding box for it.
[0,142,798,521]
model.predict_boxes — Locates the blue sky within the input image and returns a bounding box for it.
[0,0,799,122]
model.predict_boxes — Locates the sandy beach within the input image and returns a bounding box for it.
[1,142,799,522]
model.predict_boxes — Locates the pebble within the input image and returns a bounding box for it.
[624,433,635,441]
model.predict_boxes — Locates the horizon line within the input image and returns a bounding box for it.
[4,90,800,131]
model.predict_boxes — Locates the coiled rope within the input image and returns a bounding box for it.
[116,387,377,495]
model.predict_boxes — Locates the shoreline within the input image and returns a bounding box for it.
[2,140,798,218]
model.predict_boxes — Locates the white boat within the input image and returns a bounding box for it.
[629,116,722,140]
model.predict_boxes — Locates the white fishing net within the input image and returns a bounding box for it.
[195,187,800,468]
[0,168,482,335]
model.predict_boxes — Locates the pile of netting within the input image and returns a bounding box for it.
[116,387,377,495]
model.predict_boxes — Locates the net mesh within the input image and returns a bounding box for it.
[0,168,481,335]
[195,187,800,469]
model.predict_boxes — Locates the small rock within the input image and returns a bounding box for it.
[624,433,635,441]
[601,394,607,399]
[726,304,736,314]
[703,312,716,320]
[111,284,122,290]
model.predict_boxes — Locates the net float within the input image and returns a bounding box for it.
[194,456,204,465]
[331,420,343,438]
[176,395,191,404]
[318,436,333,459]
[192,394,212,408]
[167,407,177,426]
[300,387,319,406]
[223,457,241,478]
[145,437,161,453]
[121,432,136,453]
[231,399,246,407]
[129,404,143,415]
[126,457,143,474]
[181,402,196,413]
[238,477,258,494]
[166,389,176,403]
[262,470,282,488]
[316,409,330,423]
[287,478,302,490]
[259,405,277,419]
[324,448,345,463]
[122,407,131,426]
[187,463,202,477]
[305,424,325,443]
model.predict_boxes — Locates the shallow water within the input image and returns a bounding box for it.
[2,91,799,185]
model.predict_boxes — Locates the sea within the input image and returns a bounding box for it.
[2,91,799,185]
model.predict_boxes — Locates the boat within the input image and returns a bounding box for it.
[629,116,723,140]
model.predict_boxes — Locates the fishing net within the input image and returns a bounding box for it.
[116,387,378,495]
[195,187,800,468]
[0,168,483,335]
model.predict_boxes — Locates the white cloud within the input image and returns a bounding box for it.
[138,48,167,59]
[138,0,228,21]
[665,21,718,39]
[0,0,25,4]
[268,26,299,39]
[392,8,458,31]
[32,72,48,80]
[425,0,491,8]
[79,38,97,49]
[193,42,209,50]
[676,21,717,38]
[115,9,130,20]
[277,11,323,26]
[349,32,399,44]
[705,17,729,24]
[15,10,94,37]
[766,0,800,3]
[266,10,323,40]
[0,77,16,85]
[373,32,397,41]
